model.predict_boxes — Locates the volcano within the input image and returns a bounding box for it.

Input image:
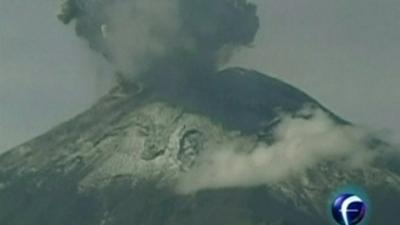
[0,68,399,225]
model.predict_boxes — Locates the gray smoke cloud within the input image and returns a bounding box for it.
[176,108,376,194]
[58,0,259,83]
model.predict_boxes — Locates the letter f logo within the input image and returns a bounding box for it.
[332,193,367,225]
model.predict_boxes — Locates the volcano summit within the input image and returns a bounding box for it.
[1,0,400,224]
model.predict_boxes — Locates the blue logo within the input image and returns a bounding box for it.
[331,193,367,225]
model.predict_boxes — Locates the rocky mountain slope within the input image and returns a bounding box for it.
[0,68,399,225]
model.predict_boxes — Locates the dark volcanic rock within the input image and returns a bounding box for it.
[0,68,398,225]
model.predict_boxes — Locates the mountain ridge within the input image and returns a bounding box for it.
[0,68,399,225]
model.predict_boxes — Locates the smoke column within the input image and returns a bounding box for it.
[58,0,259,88]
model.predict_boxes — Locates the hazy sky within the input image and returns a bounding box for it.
[0,0,113,152]
[231,0,400,139]
[0,0,399,152]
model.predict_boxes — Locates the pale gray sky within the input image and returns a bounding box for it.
[0,0,399,152]
[231,0,400,139]
[0,0,112,152]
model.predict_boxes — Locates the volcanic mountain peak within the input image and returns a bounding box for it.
[0,68,399,225]
[0,68,315,172]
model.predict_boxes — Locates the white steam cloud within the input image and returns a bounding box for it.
[177,108,375,194]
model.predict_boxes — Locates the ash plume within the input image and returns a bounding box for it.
[58,0,259,86]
